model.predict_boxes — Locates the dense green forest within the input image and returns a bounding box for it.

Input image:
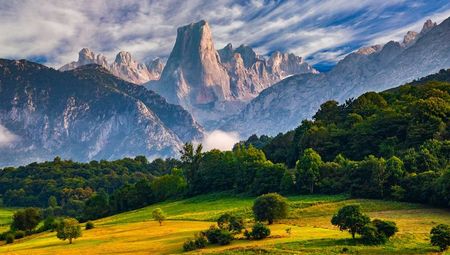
[0,69,449,221]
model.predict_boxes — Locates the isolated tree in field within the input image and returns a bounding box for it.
[11,208,42,232]
[430,224,450,251]
[152,208,166,226]
[296,148,323,193]
[56,218,81,244]
[252,193,288,224]
[331,205,370,239]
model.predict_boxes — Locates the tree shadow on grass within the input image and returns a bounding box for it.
[275,238,436,254]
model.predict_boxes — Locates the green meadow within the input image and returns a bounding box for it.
[0,193,449,255]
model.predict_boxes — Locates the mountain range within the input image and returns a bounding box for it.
[60,48,164,85]
[222,18,450,137]
[0,59,202,166]
[1,17,450,166]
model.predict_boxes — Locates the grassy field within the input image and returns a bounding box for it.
[0,207,16,233]
[0,193,449,255]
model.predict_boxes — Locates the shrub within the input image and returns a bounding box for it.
[430,224,450,251]
[193,232,207,248]
[183,239,197,251]
[217,213,244,233]
[372,219,398,238]
[360,223,386,245]
[14,230,26,239]
[182,232,207,251]
[285,227,292,236]
[250,222,271,240]
[203,225,233,245]
[39,216,59,232]
[216,230,233,245]
[244,229,251,240]
[85,221,95,230]
[204,225,222,244]
[11,207,42,232]
[0,231,6,241]
[5,233,14,244]
[252,193,288,224]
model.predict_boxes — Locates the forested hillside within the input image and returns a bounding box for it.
[241,69,450,206]
[0,70,449,222]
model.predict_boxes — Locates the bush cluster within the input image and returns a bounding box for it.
[85,221,95,230]
[331,205,398,245]
[244,222,271,240]
[183,233,207,252]
[430,224,450,251]
[182,213,244,251]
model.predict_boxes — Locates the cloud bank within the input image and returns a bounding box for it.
[0,124,18,148]
[0,0,450,70]
[199,130,240,152]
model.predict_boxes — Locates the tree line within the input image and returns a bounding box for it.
[0,73,449,223]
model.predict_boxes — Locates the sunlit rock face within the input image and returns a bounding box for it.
[147,20,317,125]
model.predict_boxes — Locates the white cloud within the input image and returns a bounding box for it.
[0,124,18,147]
[368,8,450,46]
[197,130,240,152]
[309,49,348,65]
[0,0,449,67]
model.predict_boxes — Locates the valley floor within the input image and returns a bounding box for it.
[0,193,449,255]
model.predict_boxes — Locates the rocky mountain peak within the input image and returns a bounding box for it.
[114,51,133,64]
[78,48,96,65]
[60,49,162,85]
[156,19,231,106]
[146,58,164,80]
[356,45,383,55]
[234,44,257,68]
[148,20,318,125]
[420,19,437,34]
[218,43,234,63]
[402,31,419,47]
[268,51,318,76]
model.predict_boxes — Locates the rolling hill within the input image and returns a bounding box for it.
[1,193,449,255]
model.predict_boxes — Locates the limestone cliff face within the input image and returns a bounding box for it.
[218,44,318,100]
[153,20,231,108]
[0,59,203,166]
[223,18,450,138]
[148,20,317,124]
[60,49,164,84]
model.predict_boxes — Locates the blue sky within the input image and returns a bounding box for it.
[1,0,450,71]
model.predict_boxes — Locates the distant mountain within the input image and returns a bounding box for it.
[147,20,317,125]
[60,48,164,84]
[223,18,450,137]
[0,59,203,166]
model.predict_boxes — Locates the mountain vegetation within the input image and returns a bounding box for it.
[241,70,450,207]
